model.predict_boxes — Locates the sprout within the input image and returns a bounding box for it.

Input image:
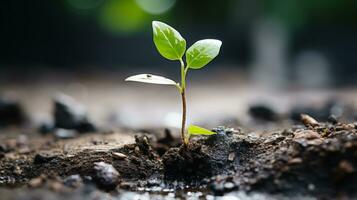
[125,21,222,147]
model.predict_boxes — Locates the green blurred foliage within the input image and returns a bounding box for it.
[99,0,149,34]
[263,0,357,29]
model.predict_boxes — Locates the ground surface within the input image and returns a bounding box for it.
[0,70,357,199]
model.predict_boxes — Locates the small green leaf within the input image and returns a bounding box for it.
[188,125,216,136]
[152,21,186,60]
[125,74,177,85]
[186,39,222,69]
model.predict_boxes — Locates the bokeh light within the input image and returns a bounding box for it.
[135,0,176,15]
[99,0,149,34]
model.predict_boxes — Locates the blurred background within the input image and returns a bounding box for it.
[0,0,357,130]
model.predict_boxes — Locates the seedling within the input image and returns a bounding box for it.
[126,21,222,147]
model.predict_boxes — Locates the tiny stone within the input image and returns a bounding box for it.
[54,128,77,139]
[147,178,161,187]
[93,162,119,190]
[307,139,324,146]
[134,146,140,154]
[28,176,44,188]
[288,157,302,165]
[38,122,54,135]
[248,104,278,121]
[112,152,127,160]
[0,97,27,127]
[53,94,96,133]
[34,153,55,164]
[327,114,338,124]
[224,182,236,190]
[14,166,22,175]
[228,153,235,161]
[294,130,321,140]
[63,174,82,188]
[301,114,319,127]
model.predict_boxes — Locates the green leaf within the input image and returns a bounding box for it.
[152,21,186,60]
[186,39,222,69]
[188,125,216,136]
[125,74,177,85]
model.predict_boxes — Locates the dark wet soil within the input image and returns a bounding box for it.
[0,114,356,199]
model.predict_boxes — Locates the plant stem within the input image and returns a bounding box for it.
[181,89,187,147]
[179,58,188,147]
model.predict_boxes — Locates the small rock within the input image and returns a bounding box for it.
[228,153,235,162]
[248,104,278,121]
[147,178,161,187]
[28,176,44,188]
[307,139,323,146]
[63,174,83,188]
[327,114,338,124]
[13,166,22,175]
[54,94,96,133]
[288,157,302,165]
[294,130,321,140]
[38,122,54,135]
[112,152,127,160]
[224,182,236,190]
[300,114,319,127]
[281,129,294,137]
[290,100,344,122]
[119,181,136,189]
[0,97,27,127]
[34,153,55,164]
[93,162,119,190]
[54,128,77,139]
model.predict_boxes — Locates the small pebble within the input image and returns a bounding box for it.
[294,130,321,140]
[93,162,119,190]
[28,176,44,188]
[288,157,302,165]
[34,153,55,164]
[228,153,235,161]
[224,182,236,190]
[54,128,77,139]
[63,174,82,188]
[112,152,127,160]
[327,114,338,124]
[301,114,319,127]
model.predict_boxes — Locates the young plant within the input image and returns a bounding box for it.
[125,21,222,147]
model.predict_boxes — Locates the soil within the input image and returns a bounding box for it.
[0,115,356,199]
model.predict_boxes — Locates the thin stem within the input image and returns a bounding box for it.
[181,90,187,147]
[180,59,186,90]
[179,58,188,147]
